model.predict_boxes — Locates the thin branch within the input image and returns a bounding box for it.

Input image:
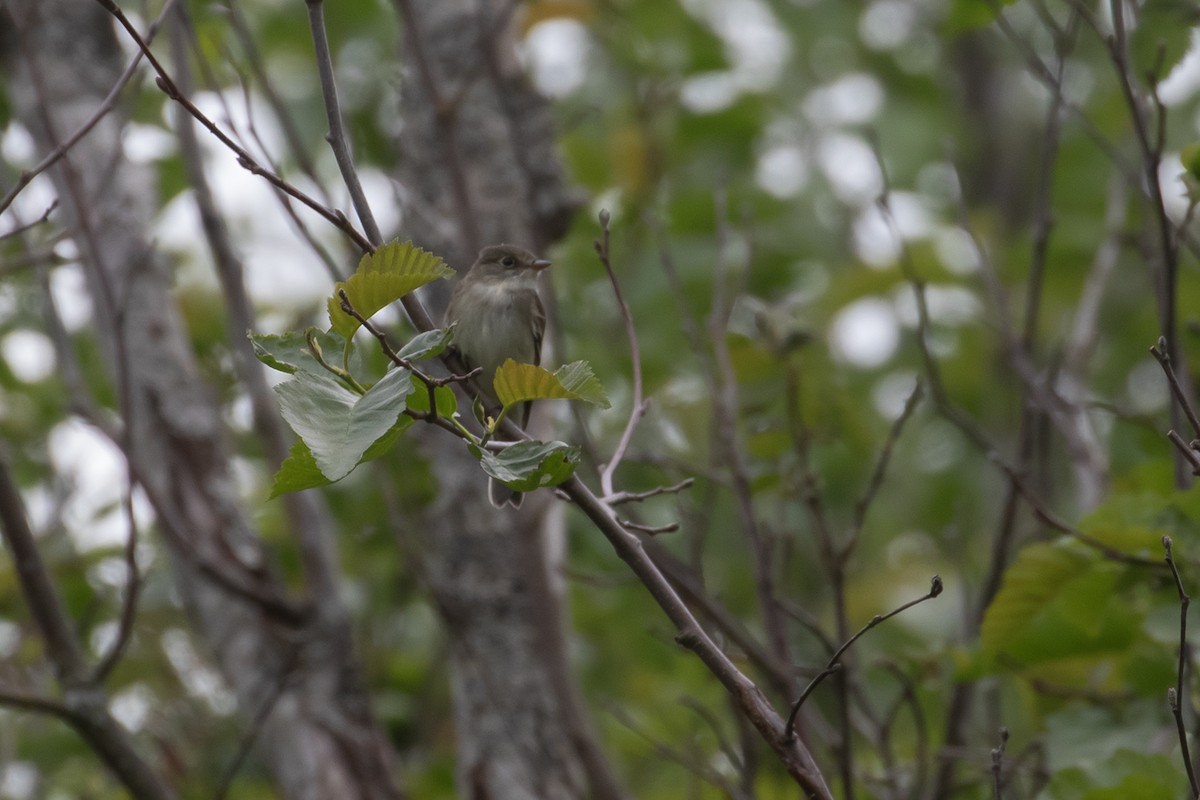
[336,290,479,391]
[595,209,648,500]
[606,479,695,506]
[0,451,87,681]
[214,650,299,800]
[90,0,374,253]
[880,662,929,799]
[991,727,1009,800]
[303,0,383,244]
[0,0,176,219]
[1164,535,1199,798]
[1151,338,1200,439]
[847,380,923,547]
[784,576,944,741]
[0,201,57,241]
[619,518,678,535]
[605,702,752,800]
[88,487,141,683]
[0,452,176,800]
[0,683,72,720]
[1166,430,1200,476]
[563,476,833,798]
[707,191,790,671]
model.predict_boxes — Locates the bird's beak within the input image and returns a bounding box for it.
[532,258,552,271]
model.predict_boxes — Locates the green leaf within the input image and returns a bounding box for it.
[1181,143,1200,182]
[980,542,1137,666]
[250,329,348,377]
[942,0,1016,32]
[275,367,414,481]
[468,440,580,492]
[406,383,458,418]
[492,359,611,409]
[396,325,456,362]
[269,418,413,497]
[552,361,611,407]
[327,241,455,338]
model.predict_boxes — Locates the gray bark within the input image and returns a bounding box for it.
[1,3,399,797]
[392,2,624,798]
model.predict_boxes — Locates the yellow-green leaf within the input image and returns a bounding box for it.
[327,241,455,338]
[492,359,611,409]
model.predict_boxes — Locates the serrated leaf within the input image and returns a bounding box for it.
[269,419,413,497]
[468,440,580,492]
[250,329,348,377]
[275,367,414,482]
[327,241,455,338]
[396,325,456,362]
[492,359,611,409]
[552,361,611,407]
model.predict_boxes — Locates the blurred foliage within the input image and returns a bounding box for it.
[3,0,1200,797]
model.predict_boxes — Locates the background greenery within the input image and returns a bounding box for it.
[3,0,1200,797]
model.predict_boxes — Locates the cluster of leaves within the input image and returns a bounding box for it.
[250,240,608,498]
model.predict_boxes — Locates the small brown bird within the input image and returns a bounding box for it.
[445,243,551,507]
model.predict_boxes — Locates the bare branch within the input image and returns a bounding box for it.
[1163,536,1199,797]
[303,0,383,244]
[90,0,374,253]
[563,476,833,798]
[785,577,943,741]
[991,727,1009,800]
[595,209,648,500]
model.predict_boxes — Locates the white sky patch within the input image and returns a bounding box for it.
[756,144,810,198]
[684,0,792,90]
[1,329,56,383]
[1158,30,1200,105]
[1159,156,1191,223]
[681,71,743,113]
[893,283,981,328]
[933,226,982,274]
[853,193,933,268]
[916,160,961,204]
[0,763,37,800]
[679,0,791,111]
[830,297,899,368]
[162,628,237,716]
[153,94,341,314]
[0,619,20,658]
[817,133,883,205]
[859,0,917,51]
[123,122,175,164]
[47,418,142,551]
[853,205,901,267]
[914,418,964,472]
[803,73,885,127]
[48,263,94,332]
[89,620,118,660]
[110,684,155,732]
[522,18,591,98]
[1126,358,1169,415]
[872,370,920,418]
[0,123,35,165]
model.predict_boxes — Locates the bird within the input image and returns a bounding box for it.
[445,243,551,507]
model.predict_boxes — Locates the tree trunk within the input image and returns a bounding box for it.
[1,3,400,797]
[391,2,624,798]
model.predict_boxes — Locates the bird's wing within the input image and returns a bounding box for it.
[531,291,546,368]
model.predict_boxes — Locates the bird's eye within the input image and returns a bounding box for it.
[501,256,516,268]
